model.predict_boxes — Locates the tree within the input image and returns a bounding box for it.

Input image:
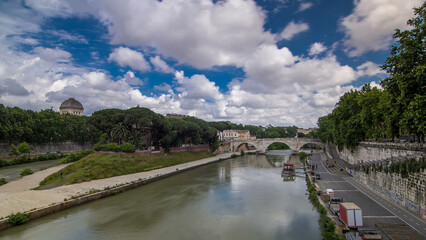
[17,142,32,155]
[381,3,425,141]
[111,123,130,145]
[9,144,20,157]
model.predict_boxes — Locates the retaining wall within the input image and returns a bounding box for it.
[351,168,426,220]
[0,141,93,157]
[336,142,425,165]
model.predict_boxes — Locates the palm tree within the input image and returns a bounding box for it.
[128,131,146,150]
[111,123,130,145]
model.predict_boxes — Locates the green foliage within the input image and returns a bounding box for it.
[0,107,100,145]
[305,174,343,240]
[98,133,108,144]
[17,142,32,155]
[120,142,136,153]
[267,142,290,150]
[59,150,94,164]
[317,5,426,145]
[9,144,20,157]
[231,154,239,158]
[20,168,33,176]
[0,178,7,186]
[240,150,245,156]
[381,3,426,141]
[8,212,31,225]
[299,152,308,162]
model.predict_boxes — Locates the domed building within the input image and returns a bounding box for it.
[59,98,84,116]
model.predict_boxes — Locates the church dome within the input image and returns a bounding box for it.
[60,98,84,110]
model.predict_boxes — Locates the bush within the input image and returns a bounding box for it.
[105,143,120,152]
[231,154,239,158]
[120,142,136,153]
[20,168,33,176]
[8,212,31,225]
[59,150,94,164]
[0,178,7,186]
[93,143,102,151]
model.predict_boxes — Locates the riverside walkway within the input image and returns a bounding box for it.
[0,152,234,219]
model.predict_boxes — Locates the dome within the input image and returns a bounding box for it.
[59,98,84,110]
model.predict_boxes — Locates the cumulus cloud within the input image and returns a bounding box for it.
[341,0,423,56]
[108,47,151,72]
[356,61,386,77]
[121,71,144,85]
[150,56,174,73]
[87,0,275,68]
[308,42,327,55]
[0,78,30,96]
[34,47,72,62]
[174,71,223,101]
[278,21,309,40]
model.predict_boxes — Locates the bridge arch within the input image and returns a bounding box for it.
[229,138,324,153]
[297,142,324,152]
[235,142,258,151]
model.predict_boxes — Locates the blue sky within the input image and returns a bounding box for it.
[0,0,422,128]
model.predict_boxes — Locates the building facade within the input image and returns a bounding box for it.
[218,129,255,141]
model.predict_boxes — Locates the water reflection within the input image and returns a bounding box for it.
[0,152,321,240]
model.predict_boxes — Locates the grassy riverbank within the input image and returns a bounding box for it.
[38,151,214,189]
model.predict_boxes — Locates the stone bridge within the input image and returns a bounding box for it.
[229,138,324,153]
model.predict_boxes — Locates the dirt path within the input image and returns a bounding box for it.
[0,153,234,219]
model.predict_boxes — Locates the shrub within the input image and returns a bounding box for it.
[105,143,119,152]
[231,154,239,158]
[0,178,7,186]
[93,143,102,151]
[8,212,30,225]
[240,150,245,156]
[120,142,136,153]
[20,168,33,176]
[59,150,94,164]
[9,144,20,157]
[0,160,7,167]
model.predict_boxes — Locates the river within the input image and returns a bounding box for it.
[0,150,321,240]
[0,159,62,182]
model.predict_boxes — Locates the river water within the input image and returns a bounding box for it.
[0,159,62,182]
[0,150,321,240]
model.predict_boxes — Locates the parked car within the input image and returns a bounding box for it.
[315,174,321,180]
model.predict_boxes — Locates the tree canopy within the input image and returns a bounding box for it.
[317,3,425,149]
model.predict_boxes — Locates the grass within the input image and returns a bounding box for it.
[38,151,214,188]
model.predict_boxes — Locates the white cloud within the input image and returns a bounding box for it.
[308,42,327,55]
[297,2,313,12]
[86,0,275,68]
[33,47,72,62]
[341,0,423,56]
[121,71,144,86]
[108,47,151,72]
[46,30,88,44]
[356,61,386,77]
[174,71,223,101]
[150,56,174,73]
[278,21,309,40]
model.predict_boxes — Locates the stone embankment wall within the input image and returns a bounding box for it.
[0,141,93,157]
[336,142,425,165]
[351,167,426,219]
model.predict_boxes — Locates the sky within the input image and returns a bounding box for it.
[0,0,423,128]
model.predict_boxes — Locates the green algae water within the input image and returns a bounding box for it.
[0,151,321,240]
